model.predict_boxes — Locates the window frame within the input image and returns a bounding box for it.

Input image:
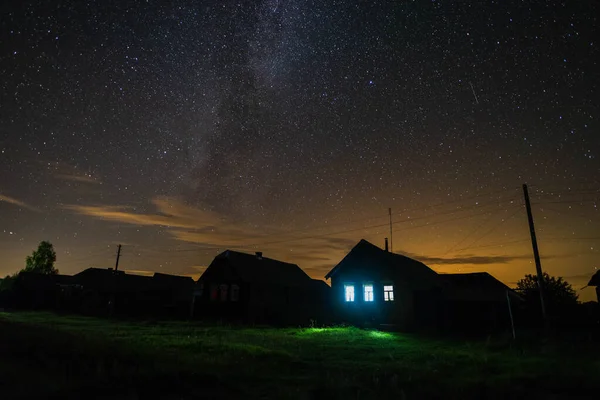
[219,284,229,302]
[344,283,355,302]
[363,283,374,302]
[210,283,218,302]
[383,284,394,302]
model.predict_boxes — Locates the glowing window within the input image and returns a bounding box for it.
[231,284,239,302]
[384,285,394,301]
[363,284,374,302]
[344,284,355,302]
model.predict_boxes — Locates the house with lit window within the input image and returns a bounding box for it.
[326,239,523,332]
[195,250,331,325]
[325,239,442,330]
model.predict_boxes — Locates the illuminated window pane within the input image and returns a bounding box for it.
[384,285,394,302]
[344,284,355,302]
[364,284,374,302]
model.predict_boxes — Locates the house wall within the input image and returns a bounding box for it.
[329,258,444,330]
[330,273,414,328]
[197,257,329,325]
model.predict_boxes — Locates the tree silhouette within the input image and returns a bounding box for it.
[516,272,578,314]
[24,241,58,275]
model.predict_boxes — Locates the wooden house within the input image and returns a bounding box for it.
[196,250,330,325]
[325,239,441,330]
[325,239,521,333]
[74,268,194,317]
[438,272,522,333]
[12,272,81,311]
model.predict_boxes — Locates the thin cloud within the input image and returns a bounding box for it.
[64,197,221,230]
[123,269,155,276]
[47,161,101,185]
[405,252,531,265]
[55,173,100,184]
[0,194,41,212]
[64,196,360,273]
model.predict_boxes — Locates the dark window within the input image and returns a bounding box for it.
[231,284,240,302]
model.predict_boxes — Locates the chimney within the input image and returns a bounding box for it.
[384,238,389,252]
[256,251,263,259]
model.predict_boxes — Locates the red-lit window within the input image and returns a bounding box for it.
[210,284,218,301]
[220,284,228,301]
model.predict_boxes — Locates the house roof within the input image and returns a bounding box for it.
[439,272,522,302]
[207,250,315,287]
[324,239,438,282]
[587,271,600,286]
[153,272,194,284]
[310,279,331,292]
[16,272,75,286]
[74,267,152,290]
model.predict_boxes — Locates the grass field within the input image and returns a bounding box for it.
[1,312,598,399]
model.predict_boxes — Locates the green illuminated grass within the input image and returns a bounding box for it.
[0,312,598,399]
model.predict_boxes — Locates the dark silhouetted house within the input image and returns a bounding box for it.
[325,239,441,330]
[151,272,195,317]
[438,272,522,332]
[325,239,521,332]
[196,250,330,325]
[74,268,194,317]
[12,272,82,311]
[588,271,600,303]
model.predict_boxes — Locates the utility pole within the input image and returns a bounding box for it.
[388,208,393,253]
[114,244,122,272]
[522,184,547,321]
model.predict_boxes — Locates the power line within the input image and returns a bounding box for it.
[536,205,598,222]
[451,238,531,251]
[535,199,598,205]
[453,208,521,253]
[217,187,519,244]
[440,211,496,256]
[232,201,516,250]
[131,191,520,253]
[543,237,600,242]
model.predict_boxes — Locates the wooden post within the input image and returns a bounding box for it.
[522,184,547,321]
[506,290,516,340]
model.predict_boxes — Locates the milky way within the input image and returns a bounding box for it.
[1,1,599,300]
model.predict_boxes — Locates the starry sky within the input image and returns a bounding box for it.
[1,0,599,301]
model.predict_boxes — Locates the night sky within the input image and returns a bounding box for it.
[1,1,599,301]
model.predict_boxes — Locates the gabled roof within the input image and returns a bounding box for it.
[325,239,438,282]
[206,250,314,287]
[587,270,600,286]
[310,279,331,292]
[439,272,522,302]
